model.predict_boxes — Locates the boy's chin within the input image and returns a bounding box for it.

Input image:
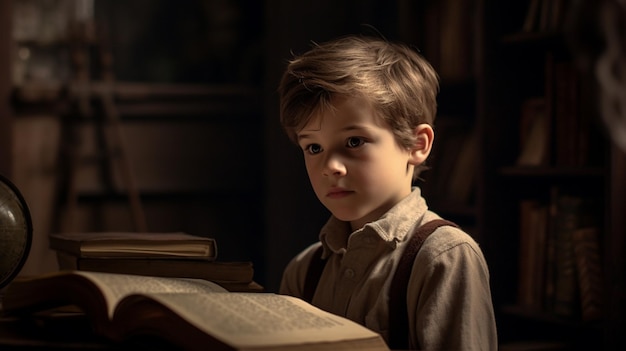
[329,210,369,225]
[327,210,357,222]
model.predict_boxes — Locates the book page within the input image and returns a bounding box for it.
[51,232,216,258]
[80,243,213,257]
[74,271,227,319]
[144,292,382,349]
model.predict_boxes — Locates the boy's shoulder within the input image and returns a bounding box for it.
[417,221,484,261]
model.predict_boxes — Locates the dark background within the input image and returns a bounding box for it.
[2,1,625,349]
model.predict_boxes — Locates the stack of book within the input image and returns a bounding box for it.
[50,231,262,292]
[515,187,603,322]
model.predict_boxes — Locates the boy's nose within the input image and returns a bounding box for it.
[322,154,347,176]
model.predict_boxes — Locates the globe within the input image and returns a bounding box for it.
[0,174,32,289]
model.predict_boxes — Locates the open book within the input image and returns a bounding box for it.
[1,271,389,351]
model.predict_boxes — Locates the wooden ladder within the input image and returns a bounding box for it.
[53,20,147,233]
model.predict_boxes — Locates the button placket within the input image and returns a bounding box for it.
[341,233,379,282]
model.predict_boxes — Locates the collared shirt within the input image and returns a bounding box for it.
[279,188,497,350]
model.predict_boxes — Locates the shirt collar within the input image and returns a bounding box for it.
[318,187,428,257]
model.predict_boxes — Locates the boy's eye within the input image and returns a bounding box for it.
[305,144,323,155]
[346,137,365,148]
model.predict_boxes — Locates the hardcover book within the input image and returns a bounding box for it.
[56,252,253,283]
[49,232,217,260]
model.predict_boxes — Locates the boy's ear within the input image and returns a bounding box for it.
[408,124,434,165]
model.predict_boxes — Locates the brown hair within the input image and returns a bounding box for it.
[278,35,440,152]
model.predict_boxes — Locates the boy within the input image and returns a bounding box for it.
[278,35,497,350]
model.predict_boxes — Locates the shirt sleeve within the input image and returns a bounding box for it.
[408,231,498,351]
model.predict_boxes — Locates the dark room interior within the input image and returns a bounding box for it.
[1,0,625,350]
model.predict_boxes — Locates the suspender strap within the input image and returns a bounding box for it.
[302,219,458,349]
[303,244,326,303]
[388,219,458,350]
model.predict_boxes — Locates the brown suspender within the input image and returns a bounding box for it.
[302,243,326,303]
[302,219,458,350]
[387,219,457,349]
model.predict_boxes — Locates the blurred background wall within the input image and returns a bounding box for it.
[4,1,626,349]
[3,0,440,293]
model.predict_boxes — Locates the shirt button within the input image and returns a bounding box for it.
[344,268,355,279]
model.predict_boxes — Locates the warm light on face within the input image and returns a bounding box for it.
[297,97,415,231]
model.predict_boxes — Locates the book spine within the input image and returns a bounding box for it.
[516,98,549,166]
[518,200,536,308]
[549,189,602,319]
[533,204,550,312]
[572,227,604,322]
[554,61,582,167]
[552,193,581,317]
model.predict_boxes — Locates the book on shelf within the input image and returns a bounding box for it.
[517,200,535,308]
[0,271,389,351]
[421,0,473,81]
[522,0,541,32]
[538,0,551,31]
[446,129,478,205]
[437,0,473,81]
[517,199,549,311]
[572,226,604,322]
[550,59,601,167]
[522,0,567,33]
[49,232,217,260]
[517,97,550,166]
[554,61,581,167]
[552,193,580,317]
[548,189,601,318]
[424,121,474,207]
[516,187,604,321]
[56,252,258,292]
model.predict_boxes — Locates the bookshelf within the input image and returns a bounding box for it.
[480,0,625,349]
[413,0,481,237]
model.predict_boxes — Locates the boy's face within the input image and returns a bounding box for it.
[296,96,416,231]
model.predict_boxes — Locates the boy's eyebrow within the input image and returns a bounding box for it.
[341,124,370,132]
[297,129,319,140]
[297,125,372,141]
[297,133,311,142]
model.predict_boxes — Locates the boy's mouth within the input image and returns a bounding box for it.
[326,188,353,199]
